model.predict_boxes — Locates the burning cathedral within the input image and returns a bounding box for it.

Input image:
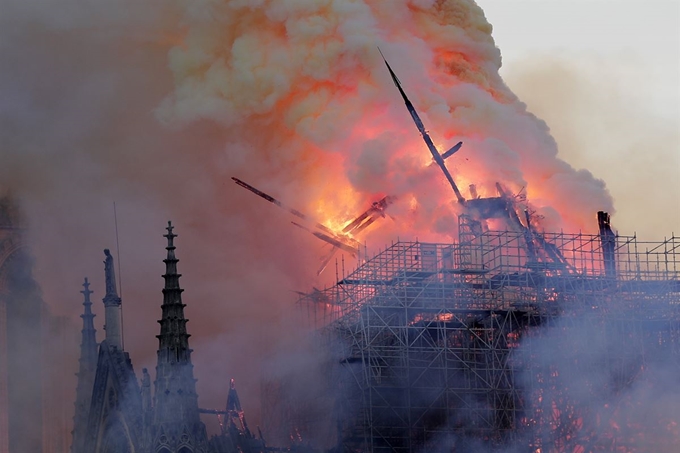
[64,41,680,453]
[233,54,680,452]
[0,2,677,453]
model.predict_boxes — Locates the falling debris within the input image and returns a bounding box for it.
[379,52,585,276]
[380,50,466,204]
[232,176,393,274]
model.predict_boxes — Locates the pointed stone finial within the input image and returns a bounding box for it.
[164,221,177,248]
[79,277,96,330]
[72,277,98,453]
[141,368,152,419]
[142,368,151,386]
[80,276,95,323]
[81,277,93,301]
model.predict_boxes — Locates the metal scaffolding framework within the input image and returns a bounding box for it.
[298,216,680,452]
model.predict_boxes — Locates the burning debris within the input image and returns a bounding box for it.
[380,51,578,275]
[380,49,467,205]
[233,49,579,280]
[232,176,394,274]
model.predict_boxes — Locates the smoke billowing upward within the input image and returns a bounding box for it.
[158,0,613,238]
[2,0,652,445]
[502,55,680,240]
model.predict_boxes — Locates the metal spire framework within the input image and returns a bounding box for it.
[225,378,251,436]
[71,277,98,453]
[152,221,209,453]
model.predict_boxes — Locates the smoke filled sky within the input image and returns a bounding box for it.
[479,0,680,239]
[0,0,678,438]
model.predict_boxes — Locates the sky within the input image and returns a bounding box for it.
[478,0,680,239]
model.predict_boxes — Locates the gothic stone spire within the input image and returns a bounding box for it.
[71,278,98,453]
[152,221,208,452]
[79,277,98,363]
[102,249,123,349]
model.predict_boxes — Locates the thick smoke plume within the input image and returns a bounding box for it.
[502,55,679,240]
[0,0,625,445]
[419,304,680,452]
[512,309,680,452]
[159,0,613,239]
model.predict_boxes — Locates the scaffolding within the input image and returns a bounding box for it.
[300,216,680,452]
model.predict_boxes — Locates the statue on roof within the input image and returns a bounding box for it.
[103,249,117,296]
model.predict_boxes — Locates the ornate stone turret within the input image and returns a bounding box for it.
[71,278,98,453]
[151,221,208,452]
[102,249,123,349]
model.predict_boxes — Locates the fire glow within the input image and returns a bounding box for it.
[159,0,614,247]
[156,1,676,451]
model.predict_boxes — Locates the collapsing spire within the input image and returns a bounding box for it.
[71,278,98,453]
[379,49,466,204]
[152,221,209,452]
[102,249,123,349]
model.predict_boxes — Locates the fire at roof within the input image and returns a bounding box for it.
[244,48,680,452]
[0,1,678,453]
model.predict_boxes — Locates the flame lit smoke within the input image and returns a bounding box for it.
[159,0,613,242]
[6,0,669,448]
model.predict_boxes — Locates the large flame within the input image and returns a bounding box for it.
[158,0,613,244]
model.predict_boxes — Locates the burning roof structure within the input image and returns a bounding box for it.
[1,1,677,453]
[261,53,680,453]
[290,217,680,452]
[232,176,394,275]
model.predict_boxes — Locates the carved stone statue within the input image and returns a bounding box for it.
[103,249,117,296]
